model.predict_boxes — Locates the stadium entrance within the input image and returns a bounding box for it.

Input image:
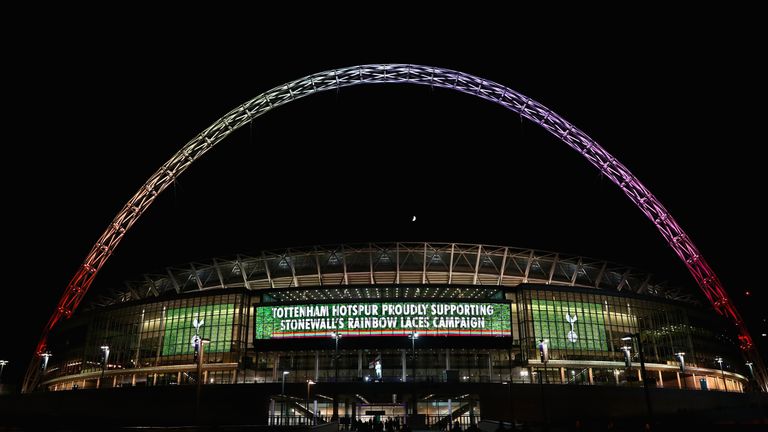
[357,403,406,424]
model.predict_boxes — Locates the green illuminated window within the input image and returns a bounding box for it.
[162,304,235,355]
[531,299,607,351]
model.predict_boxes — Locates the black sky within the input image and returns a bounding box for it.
[2,18,766,386]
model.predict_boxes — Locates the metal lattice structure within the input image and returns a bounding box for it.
[24,64,765,392]
[86,242,689,306]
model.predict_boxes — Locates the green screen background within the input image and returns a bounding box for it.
[531,299,607,350]
[162,304,234,355]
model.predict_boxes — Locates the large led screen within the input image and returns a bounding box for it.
[255,302,511,339]
[530,299,608,351]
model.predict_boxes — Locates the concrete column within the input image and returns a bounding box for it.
[332,396,339,421]
[560,367,565,384]
[401,350,407,382]
[314,351,319,381]
[468,396,476,425]
[488,354,493,381]
[692,373,697,389]
[358,350,363,378]
[676,372,681,389]
[153,373,158,386]
[273,354,279,381]
[588,368,594,385]
[657,370,663,388]
[96,377,100,389]
[112,376,117,387]
[269,398,275,425]
[131,374,136,386]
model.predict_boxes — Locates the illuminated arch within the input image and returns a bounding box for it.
[27,64,764,390]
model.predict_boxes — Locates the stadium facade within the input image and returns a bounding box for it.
[36,243,751,427]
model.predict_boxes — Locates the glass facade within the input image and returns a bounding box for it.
[519,287,703,364]
[43,292,246,387]
[41,285,748,395]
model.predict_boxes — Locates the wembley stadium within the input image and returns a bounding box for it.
[5,64,765,428]
[29,242,754,427]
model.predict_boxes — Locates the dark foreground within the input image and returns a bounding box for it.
[1,382,765,431]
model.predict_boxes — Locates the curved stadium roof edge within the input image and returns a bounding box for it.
[90,242,695,308]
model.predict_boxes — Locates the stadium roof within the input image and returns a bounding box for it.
[88,242,694,308]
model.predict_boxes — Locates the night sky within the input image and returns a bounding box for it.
[2,20,765,387]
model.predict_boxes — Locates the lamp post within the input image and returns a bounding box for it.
[41,352,53,375]
[194,337,210,421]
[330,332,342,422]
[715,356,727,392]
[623,334,652,424]
[0,360,8,384]
[282,371,290,425]
[538,339,549,430]
[100,345,110,386]
[675,352,686,389]
[621,345,632,369]
[408,331,419,382]
[307,380,316,425]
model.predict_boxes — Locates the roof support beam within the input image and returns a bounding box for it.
[638,274,652,294]
[287,252,299,288]
[594,262,607,288]
[261,252,274,289]
[314,246,323,286]
[523,250,534,283]
[547,254,559,284]
[125,281,142,299]
[369,244,375,285]
[144,276,160,297]
[498,248,508,286]
[616,268,631,292]
[166,268,181,294]
[190,263,204,291]
[473,245,482,285]
[341,245,349,285]
[212,258,226,288]
[570,258,582,286]
[395,243,400,285]
[236,256,252,290]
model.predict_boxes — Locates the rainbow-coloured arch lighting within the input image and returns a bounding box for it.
[24,64,765,392]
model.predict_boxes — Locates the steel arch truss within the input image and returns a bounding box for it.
[27,64,765,391]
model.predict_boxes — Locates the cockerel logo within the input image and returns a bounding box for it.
[565,313,578,343]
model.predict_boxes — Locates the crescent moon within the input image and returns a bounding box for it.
[412,216,416,222]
